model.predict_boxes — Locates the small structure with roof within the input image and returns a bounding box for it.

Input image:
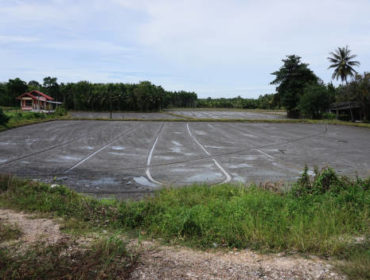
[330,101,361,121]
[17,90,62,113]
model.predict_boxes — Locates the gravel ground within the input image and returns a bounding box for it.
[0,120,369,199]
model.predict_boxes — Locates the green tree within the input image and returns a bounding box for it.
[298,83,331,119]
[328,46,360,121]
[337,73,370,121]
[43,77,60,101]
[7,78,28,107]
[271,55,318,117]
[28,80,41,91]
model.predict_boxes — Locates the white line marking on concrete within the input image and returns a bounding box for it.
[187,123,231,184]
[145,124,164,186]
[67,143,115,172]
[255,149,274,159]
[65,126,137,173]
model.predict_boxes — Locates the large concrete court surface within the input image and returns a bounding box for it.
[0,120,369,198]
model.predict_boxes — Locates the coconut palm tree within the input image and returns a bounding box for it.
[328,46,360,121]
[328,46,360,84]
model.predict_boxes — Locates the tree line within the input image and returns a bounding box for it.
[197,94,280,110]
[0,77,282,111]
[0,79,197,111]
[271,46,369,120]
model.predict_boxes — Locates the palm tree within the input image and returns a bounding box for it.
[328,46,360,120]
[328,46,360,84]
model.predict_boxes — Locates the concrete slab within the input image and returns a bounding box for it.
[0,120,369,199]
[168,110,286,120]
[70,111,179,119]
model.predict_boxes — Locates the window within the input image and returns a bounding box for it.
[25,100,32,107]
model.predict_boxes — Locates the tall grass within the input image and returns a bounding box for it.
[118,172,369,255]
[0,168,369,278]
[0,168,368,255]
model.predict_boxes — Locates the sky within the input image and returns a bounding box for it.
[0,0,369,98]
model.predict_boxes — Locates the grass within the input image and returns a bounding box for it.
[0,109,67,132]
[0,168,369,278]
[0,236,138,279]
[336,241,370,280]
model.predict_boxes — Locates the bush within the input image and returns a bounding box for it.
[0,108,10,126]
[322,112,336,120]
[54,106,67,116]
[298,83,331,119]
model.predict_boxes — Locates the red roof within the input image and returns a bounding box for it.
[17,90,54,101]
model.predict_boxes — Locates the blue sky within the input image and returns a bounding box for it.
[0,0,369,98]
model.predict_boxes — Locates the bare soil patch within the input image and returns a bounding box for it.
[0,208,63,245]
[131,241,344,280]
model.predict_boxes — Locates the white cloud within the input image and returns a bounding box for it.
[0,35,39,43]
[0,0,369,98]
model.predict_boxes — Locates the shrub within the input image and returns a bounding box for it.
[54,106,67,116]
[298,83,331,119]
[0,108,10,126]
[322,112,336,120]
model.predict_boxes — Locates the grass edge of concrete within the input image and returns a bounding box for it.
[0,170,369,279]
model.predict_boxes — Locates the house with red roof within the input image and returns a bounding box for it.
[17,90,62,112]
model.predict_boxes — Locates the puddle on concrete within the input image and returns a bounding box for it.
[109,152,126,156]
[232,174,246,183]
[204,145,224,149]
[79,177,120,187]
[0,142,17,145]
[171,141,182,146]
[93,177,119,186]
[133,176,157,187]
[83,146,94,150]
[242,155,259,161]
[241,133,257,138]
[59,155,82,161]
[227,163,252,168]
[170,146,182,153]
[157,155,176,161]
[299,169,315,176]
[184,172,222,183]
[194,130,207,135]
[0,159,7,163]
[111,146,125,150]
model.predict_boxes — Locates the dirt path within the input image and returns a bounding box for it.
[0,208,345,280]
[131,242,344,280]
[0,208,63,245]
